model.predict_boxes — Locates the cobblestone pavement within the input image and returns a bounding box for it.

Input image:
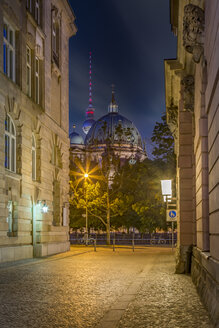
[0,246,212,328]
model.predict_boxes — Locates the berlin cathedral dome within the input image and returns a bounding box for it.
[85,90,143,148]
[70,88,146,163]
[70,53,146,162]
[70,125,84,145]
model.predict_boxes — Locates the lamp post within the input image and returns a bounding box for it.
[84,173,89,246]
[160,180,174,251]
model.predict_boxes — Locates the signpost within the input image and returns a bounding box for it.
[160,181,177,251]
[166,209,177,222]
[166,209,177,251]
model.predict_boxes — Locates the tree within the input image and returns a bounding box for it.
[112,159,167,233]
[69,157,128,244]
[151,113,176,199]
[151,113,175,164]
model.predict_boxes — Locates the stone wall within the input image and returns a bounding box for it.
[0,0,76,263]
[191,248,219,327]
[165,0,219,325]
[205,0,219,262]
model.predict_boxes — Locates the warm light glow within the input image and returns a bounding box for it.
[42,202,48,213]
[161,180,172,196]
[71,158,104,188]
[37,200,48,213]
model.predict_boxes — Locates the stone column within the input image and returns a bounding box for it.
[175,76,195,273]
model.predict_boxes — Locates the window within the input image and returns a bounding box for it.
[35,57,39,104]
[26,0,32,13]
[52,9,60,67]
[53,180,60,225]
[7,201,13,234]
[7,201,18,237]
[26,46,32,97]
[26,0,41,25]
[51,144,62,168]
[32,135,36,180]
[3,20,15,81]
[5,114,16,173]
[35,0,40,25]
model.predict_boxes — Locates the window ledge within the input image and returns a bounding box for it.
[33,179,41,185]
[25,94,45,113]
[5,170,22,181]
[7,231,18,237]
[26,11,45,38]
[51,60,61,79]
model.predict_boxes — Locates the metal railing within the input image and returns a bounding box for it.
[70,233,177,251]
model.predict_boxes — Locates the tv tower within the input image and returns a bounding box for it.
[82,52,95,134]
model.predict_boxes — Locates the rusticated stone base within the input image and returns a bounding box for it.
[175,244,193,274]
[0,245,33,263]
[34,241,70,258]
[191,247,219,327]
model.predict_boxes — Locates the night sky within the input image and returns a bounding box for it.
[68,0,176,156]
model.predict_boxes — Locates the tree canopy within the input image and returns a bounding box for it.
[69,113,176,235]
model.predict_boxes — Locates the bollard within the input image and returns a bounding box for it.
[132,238,134,252]
[113,238,115,252]
[94,239,96,252]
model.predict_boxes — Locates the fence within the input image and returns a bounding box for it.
[69,232,177,249]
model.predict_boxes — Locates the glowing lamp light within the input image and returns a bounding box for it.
[163,195,172,202]
[37,200,48,213]
[42,202,48,213]
[84,173,89,178]
[161,180,172,197]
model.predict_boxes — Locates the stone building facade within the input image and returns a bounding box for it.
[165,0,219,324]
[0,0,76,263]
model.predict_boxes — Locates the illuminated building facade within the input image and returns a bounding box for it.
[70,54,146,164]
[0,0,76,263]
[70,88,146,165]
[165,0,219,324]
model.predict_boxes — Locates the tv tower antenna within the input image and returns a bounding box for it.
[82,51,95,134]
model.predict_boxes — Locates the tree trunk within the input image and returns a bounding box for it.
[106,181,110,245]
[106,209,110,245]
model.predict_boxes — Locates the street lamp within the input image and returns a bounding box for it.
[160,180,174,251]
[84,173,89,245]
[161,180,172,202]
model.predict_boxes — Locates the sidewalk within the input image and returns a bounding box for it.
[0,247,213,328]
[94,248,212,328]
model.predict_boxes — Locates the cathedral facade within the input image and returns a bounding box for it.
[70,89,146,165]
[0,0,76,263]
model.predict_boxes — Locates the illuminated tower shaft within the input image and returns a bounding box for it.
[82,52,95,134]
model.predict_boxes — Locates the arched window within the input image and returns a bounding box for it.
[5,114,16,172]
[32,134,36,180]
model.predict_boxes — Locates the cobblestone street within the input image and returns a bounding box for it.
[0,247,212,328]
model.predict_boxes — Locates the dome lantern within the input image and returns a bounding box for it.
[70,125,84,145]
[108,84,118,113]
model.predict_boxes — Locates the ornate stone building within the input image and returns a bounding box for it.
[165,0,219,324]
[70,89,146,165]
[0,0,76,262]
